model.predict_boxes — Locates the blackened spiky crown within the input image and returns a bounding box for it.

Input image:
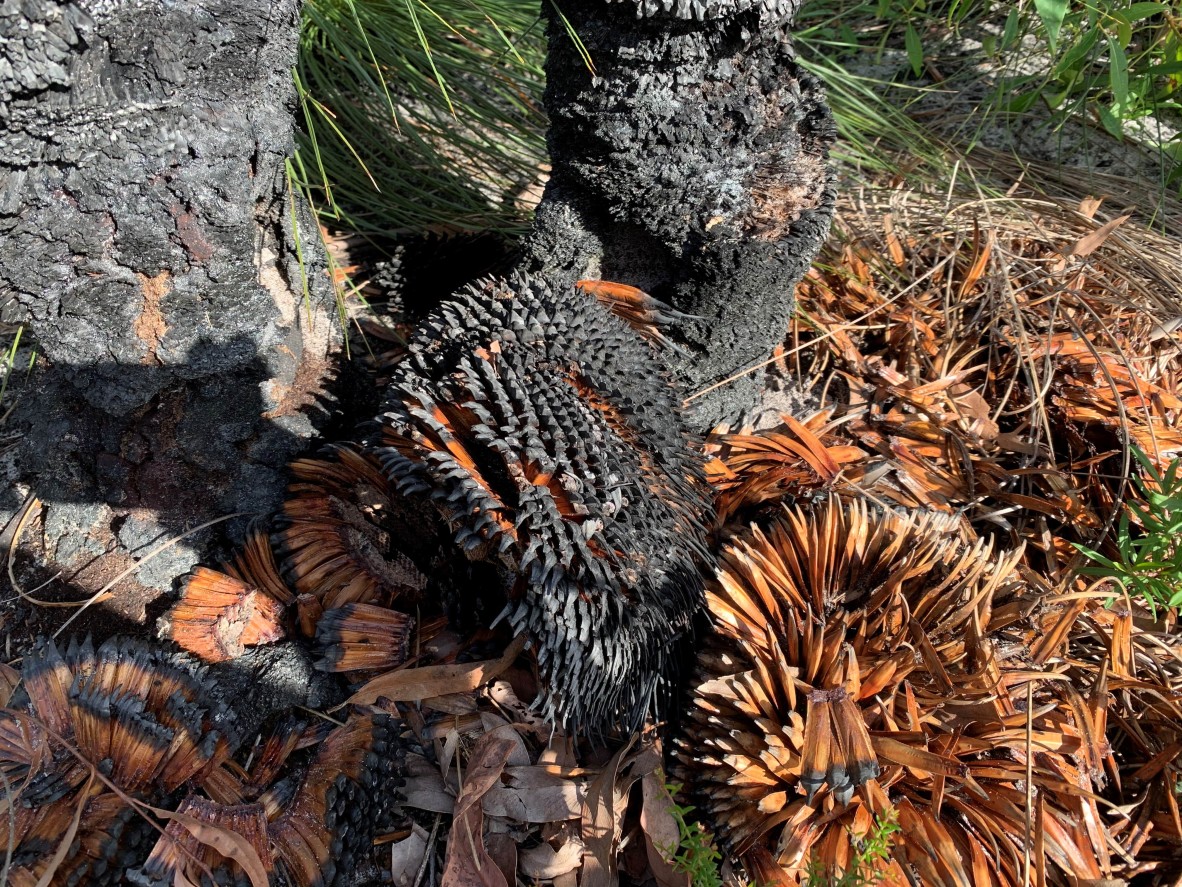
[377,273,713,732]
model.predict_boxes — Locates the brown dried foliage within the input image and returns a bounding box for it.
[276,444,427,613]
[679,192,1182,884]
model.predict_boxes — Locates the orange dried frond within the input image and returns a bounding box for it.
[226,530,295,606]
[166,567,287,663]
[709,414,863,521]
[314,602,416,674]
[677,496,1105,885]
[576,278,693,352]
[277,445,427,613]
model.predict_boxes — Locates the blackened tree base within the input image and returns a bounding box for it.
[522,0,836,429]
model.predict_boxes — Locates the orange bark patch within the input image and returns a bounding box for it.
[175,211,216,261]
[134,271,171,364]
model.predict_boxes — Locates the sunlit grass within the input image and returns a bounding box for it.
[293,0,547,238]
[292,0,1181,241]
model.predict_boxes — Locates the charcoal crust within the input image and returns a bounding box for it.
[377,274,713,731]
[523,0,836,428]
[0,0,338,601]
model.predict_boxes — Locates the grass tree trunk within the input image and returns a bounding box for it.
[0,0,338,617]
[523,0,835,428]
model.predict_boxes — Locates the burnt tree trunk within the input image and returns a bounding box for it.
[523,0,835,428]
[0,0,338,618]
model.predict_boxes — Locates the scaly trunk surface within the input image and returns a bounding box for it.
[523,0,835,428]
[0,0,338,621]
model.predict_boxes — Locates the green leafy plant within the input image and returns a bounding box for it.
[1074,446,1182,617]
[985,1,1182,179]
[793,1,953,178]
[661,781,726,887]
[805,807,901,887]
[659,778,898,887]
[795,1,1182,192]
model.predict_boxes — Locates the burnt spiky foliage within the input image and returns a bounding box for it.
[314,602,416,675]
[606,0,798,24]
[131,710,406,887]
[5,785,153,887]
[575,279,696,356]
[676,497,1113,885]
[274,444,427,616]
[0,637,239,886]
[225,530,297,607]
[19,637,238,794]
[377,273,713,731]
[162,528,296,664]
[264,710,406,887]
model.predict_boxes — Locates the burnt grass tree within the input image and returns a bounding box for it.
[0,0,832,697]
[0,0,833,880]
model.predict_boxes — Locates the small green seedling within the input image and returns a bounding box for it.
[805,807,901,887]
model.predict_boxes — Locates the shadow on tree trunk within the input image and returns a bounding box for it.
[1,332,375,637]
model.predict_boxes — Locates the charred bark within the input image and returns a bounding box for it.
[0,0,338,611]
[523,0,835,428]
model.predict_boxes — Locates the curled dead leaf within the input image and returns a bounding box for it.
[520,838,584,880]
[1071,214,1131,258]
[345,635,525,706]
[640,773,691,887]
[388,823,430,887]
[441,734,518,887]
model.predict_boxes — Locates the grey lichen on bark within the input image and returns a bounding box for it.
[0,0,338,607]
[521,0,835,428]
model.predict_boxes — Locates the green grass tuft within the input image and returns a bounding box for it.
[795,0,1182,190]
[292,0,1182,244]
[293,0,548,238]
